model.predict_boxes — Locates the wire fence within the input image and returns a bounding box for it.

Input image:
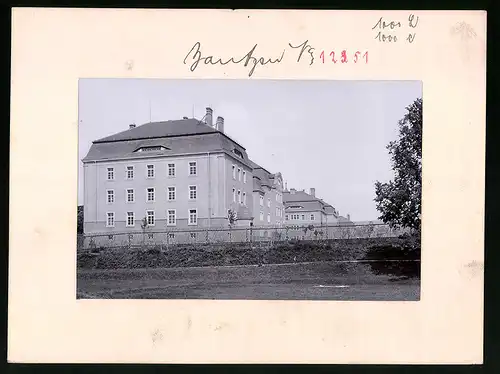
[78,223,410,252]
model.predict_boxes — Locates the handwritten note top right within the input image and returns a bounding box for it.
[372,14,420,43]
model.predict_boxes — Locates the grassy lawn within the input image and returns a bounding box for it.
[77,261,420,301]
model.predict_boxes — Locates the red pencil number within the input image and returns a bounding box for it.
[319,50,368,64]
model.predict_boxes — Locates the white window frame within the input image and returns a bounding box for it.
[167,163,176,177]
[285,215,289,221]
[260,211,264,221]
[146,187,155,202]
[107,167,114,181]
[146,164,155,179]
[243,171,247,183]
[167,209,176,226]
[267,213,271,223]
[126,165,134,180]
[232,188,236,202]
[302,214,305,220]
[126,212,135,227]
[167,186,176,201]
[259,195,264,206]
[106,212,115,227]
[189,161,197,176]
[106,189,114,204]
[189,185,197,200]
[126,188,135,203]
[310,214,315,220]
[146,210,155,226]
[237,190,241,204]
[237,167,241,181]
[188,208,198,226]
[232,164,236,179]
[243,192,247,206]
[267,198,271,208]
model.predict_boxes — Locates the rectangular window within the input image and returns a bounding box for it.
[267,198,271,208]
[168,163,175,177]
[190,233,197,239]
[310,214,315,220]
[106,212,115,227]
[126,166,134,179]
[243,171,247,183]
[285,214,289,221]
[147,210,155,226]
[259,195,264,206]
[276,207,279,216]
[302,214,305,220]
[243,192,247,206]
[106,189,114,204]
[267,213,271,223]
[126,188,135,203]
[168,233,175,239]
[107,167,114,180]
[232,165,236,179]
[168,186,176,201]
[189,185,197,200]
[237,190,241,204]
[232,188,236,202]
[189,161,197,175]
[147,164,155,178]
[167,209,176,226]
[126,212,135,227]
[147,187,155,202]
[260,211,264,221]
[237,167,241,181]
[189,209,198,225]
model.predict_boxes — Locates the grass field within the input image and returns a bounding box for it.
[77,260,420,301]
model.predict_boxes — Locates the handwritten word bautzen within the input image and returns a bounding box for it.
[183,41,367,77]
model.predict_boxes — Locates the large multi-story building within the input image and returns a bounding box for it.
[81,108,286,234]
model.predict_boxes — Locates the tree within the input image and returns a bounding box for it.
[227,209,237,242]
[77,205,84,234]
[374,98,422,232]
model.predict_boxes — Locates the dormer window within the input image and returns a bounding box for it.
[134,145,168,152]
[288,205,304,209]
[233,149,244,159]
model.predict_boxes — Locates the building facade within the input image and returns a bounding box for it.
[82,108,287,235]
[283,187,347,227]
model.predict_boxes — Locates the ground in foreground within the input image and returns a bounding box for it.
[77,260,420,301]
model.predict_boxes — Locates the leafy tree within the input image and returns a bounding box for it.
[227,209,237,242]
[374,98,422,232]
[77,205,84,234]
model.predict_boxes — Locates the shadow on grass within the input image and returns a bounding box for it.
[364,242,421,280]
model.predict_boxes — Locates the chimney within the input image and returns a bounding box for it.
[290,188,296,194]
[205,107,213,127]
[129,123,136,129]
[310,188,316,197]
[347,214,351,221]
[285,182,288,191]
[216,116,224,133]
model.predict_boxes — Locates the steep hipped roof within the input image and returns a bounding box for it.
[250,160,276,193]
[284,189,338,216]
[94,118,217,143]
[82,118,250,164]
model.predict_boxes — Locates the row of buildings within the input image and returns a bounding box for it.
[81,107,352,235]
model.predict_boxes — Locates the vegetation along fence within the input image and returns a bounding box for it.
[77,223,410,251]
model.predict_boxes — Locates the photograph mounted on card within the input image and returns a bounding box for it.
[9,8,485,364]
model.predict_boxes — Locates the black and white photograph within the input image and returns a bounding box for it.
[77,79,422,301]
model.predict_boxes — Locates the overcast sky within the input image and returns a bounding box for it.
[78,79,421,221]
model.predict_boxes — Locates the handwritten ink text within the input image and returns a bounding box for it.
[183,42,286,77]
